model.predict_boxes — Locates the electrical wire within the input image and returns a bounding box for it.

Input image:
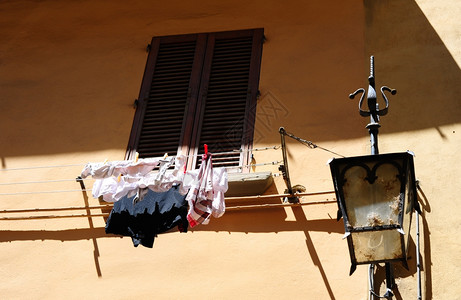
[369,264,375,300]
[416,182,423,300]
[416,209,422,300]
[368,264,392,299]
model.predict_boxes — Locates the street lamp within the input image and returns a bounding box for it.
[329,152,418,274]
[329,56,421,297]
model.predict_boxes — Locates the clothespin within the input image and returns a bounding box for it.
[162,153,168,160]
[135,152,139,162]
[117,174,122,182]
[103,158,109,164]
[203,144,208,160]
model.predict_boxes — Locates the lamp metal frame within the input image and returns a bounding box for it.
[330,151,419,275]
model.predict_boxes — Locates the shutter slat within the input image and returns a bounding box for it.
[195,34,256,167]
[136,39,197,158]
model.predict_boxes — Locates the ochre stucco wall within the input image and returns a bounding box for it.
[0,0,460,299]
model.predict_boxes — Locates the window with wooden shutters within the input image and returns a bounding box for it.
[126,29,264,172]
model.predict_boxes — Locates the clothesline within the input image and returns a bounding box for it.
[222,160,282,169]
[0,178,82,186]
[0,189,93,196]
[0,160,282,191]
[0,191,337,221]
[0,191,336,213]
[0,201,337,221]
[0,145,281,172]
[0,138,342,244]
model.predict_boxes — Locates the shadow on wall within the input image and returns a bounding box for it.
[0,227,108,243]
[362,0,461,135]
[1,0,460,159]
[256,0,461,147]
[0,200,342,298]
[190,209,342,234]
[0,208,343,242]
[0,183,342,241]
[416,185,432,299]
[0,202,343,295]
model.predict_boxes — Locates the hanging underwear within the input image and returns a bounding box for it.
[105,185,188,248]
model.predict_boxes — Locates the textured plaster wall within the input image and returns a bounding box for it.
[0,0,460,299]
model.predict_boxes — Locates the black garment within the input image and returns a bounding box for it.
[105,186,188,248]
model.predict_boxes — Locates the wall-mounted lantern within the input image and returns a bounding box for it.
[329,56,421,298]
[329,151,418,275]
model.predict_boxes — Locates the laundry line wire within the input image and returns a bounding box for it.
[1,163,86,172]
[0,189,94,196]
[0,145,281,172]
[0,192,337,220]
[0,178,88,186]
[202,145,280,155]
[0,201,337,220]
[0,160,283,195]
[0,160,282,187]
[0,191,336,214]
[3,202,343,220]
[223,160,282,169]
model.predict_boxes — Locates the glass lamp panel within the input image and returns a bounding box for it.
[343,162,402,228]
[351,230,403,264]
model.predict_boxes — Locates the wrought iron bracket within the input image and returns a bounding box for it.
[76,176,86,191]
[279,127,299,203]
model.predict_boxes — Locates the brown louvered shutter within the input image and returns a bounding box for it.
[126,34,206,159]
[188,29,264,171]
[126,29,263,172]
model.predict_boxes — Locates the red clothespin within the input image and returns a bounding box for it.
[203,144,208,160]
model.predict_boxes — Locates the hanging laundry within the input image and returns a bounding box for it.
[82,153,228,228]
[142,156,181,193]
[91,175,140,203]
[84,155,186,202]
[80,156,166,179]
[105,185,188,248]
[184,154,228,227]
